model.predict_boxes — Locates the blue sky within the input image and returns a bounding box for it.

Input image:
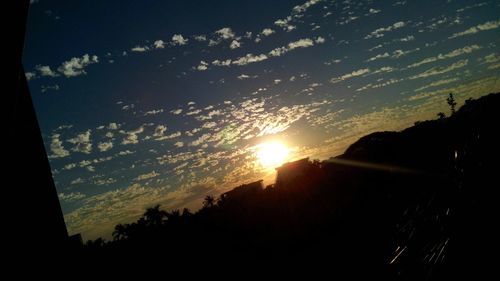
[24,0,500,240]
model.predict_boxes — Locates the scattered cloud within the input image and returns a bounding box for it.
[414,78,460,92]
[261,28,275,36]
[122,126,144,145]
[36,65,59,77]
[368,8,381,15]
[237,74,258,80]
[194,35,207,41]
[131,46,149,52]
[59,192,86,203]
[71,177,85,185]
[410,59,468,80]
[408,45,481,68]
[117,150,135,156]
[144,109,164,116]
[269,37,322,57]
[196,61,209,71]
[392,48,420,58]
[67,130,92,154]
[49,133,70,159]
[394,35,415,42]
[190,133,211,146]
[449,20,500,39]
[170,108,183,115]
[215,27,235,40]
[134,171,160,181]
[229,40,241,49]
[58,54,99,77]
[108,123,120,130]
[365,21,406,39]
[292,0,322,14]
[171,34,188,46]
[330,68,370,84]
[97,141,113,152]
[63,163,77,170]
[155,131,181,141]
[25,72,37,80]
[41,84,60,93]
[153,40,165,49]
[274,17,296,32]
[232,54,268,66]
[315,36,325,44]
[479,53,500,64]
[94,178,117,186]
[212,59,232,66]
[153,125,167,137]
[366,52,390,62]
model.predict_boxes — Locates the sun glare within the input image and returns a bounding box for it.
[256,142,290,169]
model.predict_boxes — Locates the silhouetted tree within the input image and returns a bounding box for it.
[203,195,215,208]
[143,205,167,226]
[182,208,192,217]
[437,112,446,119]
[167,209,181,224]
[113,223,127,241]
[217,194,228,207]
[447,93,457,115]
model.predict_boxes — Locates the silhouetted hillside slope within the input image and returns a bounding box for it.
[70,93,499,279]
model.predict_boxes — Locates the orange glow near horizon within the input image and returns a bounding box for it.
[255,141,290,169]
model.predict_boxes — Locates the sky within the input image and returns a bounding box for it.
[23,0,500,240]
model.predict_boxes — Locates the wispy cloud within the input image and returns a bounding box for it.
[414,78,460,92]
[232,54,268,66]
[41,84,60,93]
[410,59,468,80]
[155,131,181,141]
[134,171,160,181]
[292,0,322,14]
[131,46,149,52]
[59,192,86,203]
[330,68,370,84]
[408,45,481,68]
[448,20,500,39]
[170,108,183,115]
[212,59,232,66]
[143,109,164,116]
[365,21,406,39]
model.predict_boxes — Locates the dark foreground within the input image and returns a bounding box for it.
[63,93,499,278]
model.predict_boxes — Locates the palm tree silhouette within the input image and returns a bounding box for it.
[113,223,127,241]
[143,205,168,226]
[203,195,215,208]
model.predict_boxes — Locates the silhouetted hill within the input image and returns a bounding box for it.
[341,92,499,173]
[66,93,499,278]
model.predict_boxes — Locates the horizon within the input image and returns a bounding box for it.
[23,0,500,240]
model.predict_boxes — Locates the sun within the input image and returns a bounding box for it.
[256,142,290,169]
